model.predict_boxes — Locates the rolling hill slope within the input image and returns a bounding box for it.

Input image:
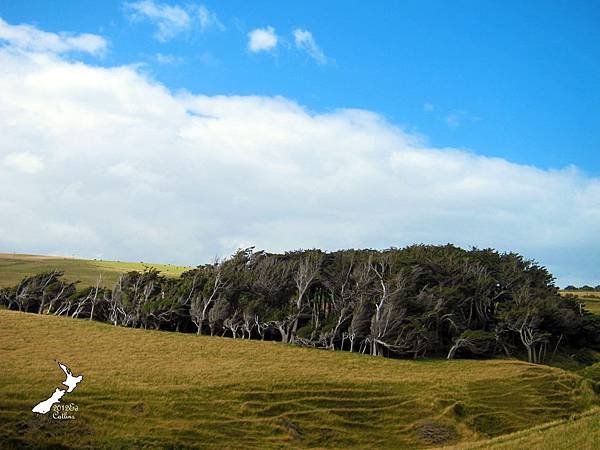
[0,253,190,288]
[0,309,598,449]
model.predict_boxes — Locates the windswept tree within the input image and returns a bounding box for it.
[447,330,497,359]
[290,250,323,340]
[0,271,75,313]
[367,257,423,356]
[53,277,109,321]
[251,252,295,342]
[208,297,230,336]
[189,257,230,334]
[108,269,165,328]
[322,251,361,350]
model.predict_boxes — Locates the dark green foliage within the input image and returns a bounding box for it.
[0,271,75,314]
[566,285,600,291]
[2,244,598,364]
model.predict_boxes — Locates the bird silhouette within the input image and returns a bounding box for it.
[55,360,83,393]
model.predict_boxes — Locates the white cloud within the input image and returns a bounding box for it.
[198,5,225,32]
[0,19,599,286]
[248,26,278,52]
[125,2,224,41]
[293,28,326,64]
[125,0,191,41]
[0,17,107,55]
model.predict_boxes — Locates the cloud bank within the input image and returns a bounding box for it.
[0,20,598,286]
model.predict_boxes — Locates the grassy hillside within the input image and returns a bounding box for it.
[0,310,598,449]
[0,253,191,288]
[560,291,600,315]
[448,407,600,449]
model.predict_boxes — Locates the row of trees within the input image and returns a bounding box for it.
[564,285,600,292]
[2,245,599,363]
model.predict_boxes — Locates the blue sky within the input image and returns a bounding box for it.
[2,0,599,174]
[0,1,599,286]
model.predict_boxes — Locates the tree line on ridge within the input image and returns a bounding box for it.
[2,244,599,364]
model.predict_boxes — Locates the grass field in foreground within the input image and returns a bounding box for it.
[560,291,600,315]
[0,253,191,288]
[0,310,598,449]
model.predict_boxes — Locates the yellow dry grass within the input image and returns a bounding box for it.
[0,309,598,448]
[560,291,600,315]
